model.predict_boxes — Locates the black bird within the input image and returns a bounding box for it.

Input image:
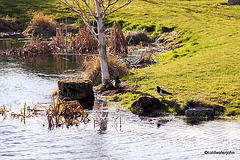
[155,86,172,99]
[113,76,121,88]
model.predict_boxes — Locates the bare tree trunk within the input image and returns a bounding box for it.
[228,0,240,5]
[95,1,111,87]
[63,0,132,88]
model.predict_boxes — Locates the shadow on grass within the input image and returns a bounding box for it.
[131,91,153,97]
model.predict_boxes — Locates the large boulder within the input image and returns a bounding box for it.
[58,79,94,109]
[130,96,166,116]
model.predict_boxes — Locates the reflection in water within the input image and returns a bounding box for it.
[0,38,26,53]
[93,101,109,133]
[23,54,88,75]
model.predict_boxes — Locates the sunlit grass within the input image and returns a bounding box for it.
[109,0,240,114]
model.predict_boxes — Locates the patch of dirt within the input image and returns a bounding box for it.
[95,81,131,96]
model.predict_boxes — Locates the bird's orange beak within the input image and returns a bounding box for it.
[154,88,156,91]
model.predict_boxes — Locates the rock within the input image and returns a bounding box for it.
[130,96,165,116]
[185,106,214,117]
[58,79,94,109]
[185,106,214,124]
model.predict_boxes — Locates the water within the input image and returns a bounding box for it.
[1,38,240,159]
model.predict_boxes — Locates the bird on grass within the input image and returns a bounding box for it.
[113,76,121,88]
[155,86,172,99]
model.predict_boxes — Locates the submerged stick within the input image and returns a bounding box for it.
[24,103,26,124]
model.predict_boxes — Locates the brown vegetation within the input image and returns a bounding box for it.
[3,38,58,57]
[135,51,156,65]
[52,26,99,53]
[47,97,89,129]
[108,22,128,57]
[124,30,149,45]
[23,12,58,37]
[84,54,129,86]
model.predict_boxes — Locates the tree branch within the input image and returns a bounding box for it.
[63,0,98,39]
[105,0,132,17]
[103,0,118,14]
[81,0,98,21]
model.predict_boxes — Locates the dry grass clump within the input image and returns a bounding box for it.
[124,30,149,45]
[84,54,129,86]
[23,12,58,37]
[0,18,25,32]
[135,51,156,65]
[154,31,184,50]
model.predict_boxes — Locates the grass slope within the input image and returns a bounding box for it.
[109,0,240,115]
[0,0,239,114]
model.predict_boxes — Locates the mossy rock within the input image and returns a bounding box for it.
[130,96,166,116]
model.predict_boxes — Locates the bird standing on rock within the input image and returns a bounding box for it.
[155,86,172,99]
[113,76,121,88]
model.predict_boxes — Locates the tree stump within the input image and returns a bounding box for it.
[58,79,94,109]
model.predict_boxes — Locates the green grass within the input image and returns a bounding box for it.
[0,0,75,21]
[0,0,239,115]
[108,0,240,115]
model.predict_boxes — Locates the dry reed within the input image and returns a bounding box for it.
[109,22,128,57]
[46,97,89,129]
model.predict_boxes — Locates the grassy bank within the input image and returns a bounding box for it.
[1,0,239,115]
[108,0,240,115]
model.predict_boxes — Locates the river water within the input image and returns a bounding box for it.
[0,38,240,159]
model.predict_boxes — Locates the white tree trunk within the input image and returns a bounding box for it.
[95,0,110,86]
